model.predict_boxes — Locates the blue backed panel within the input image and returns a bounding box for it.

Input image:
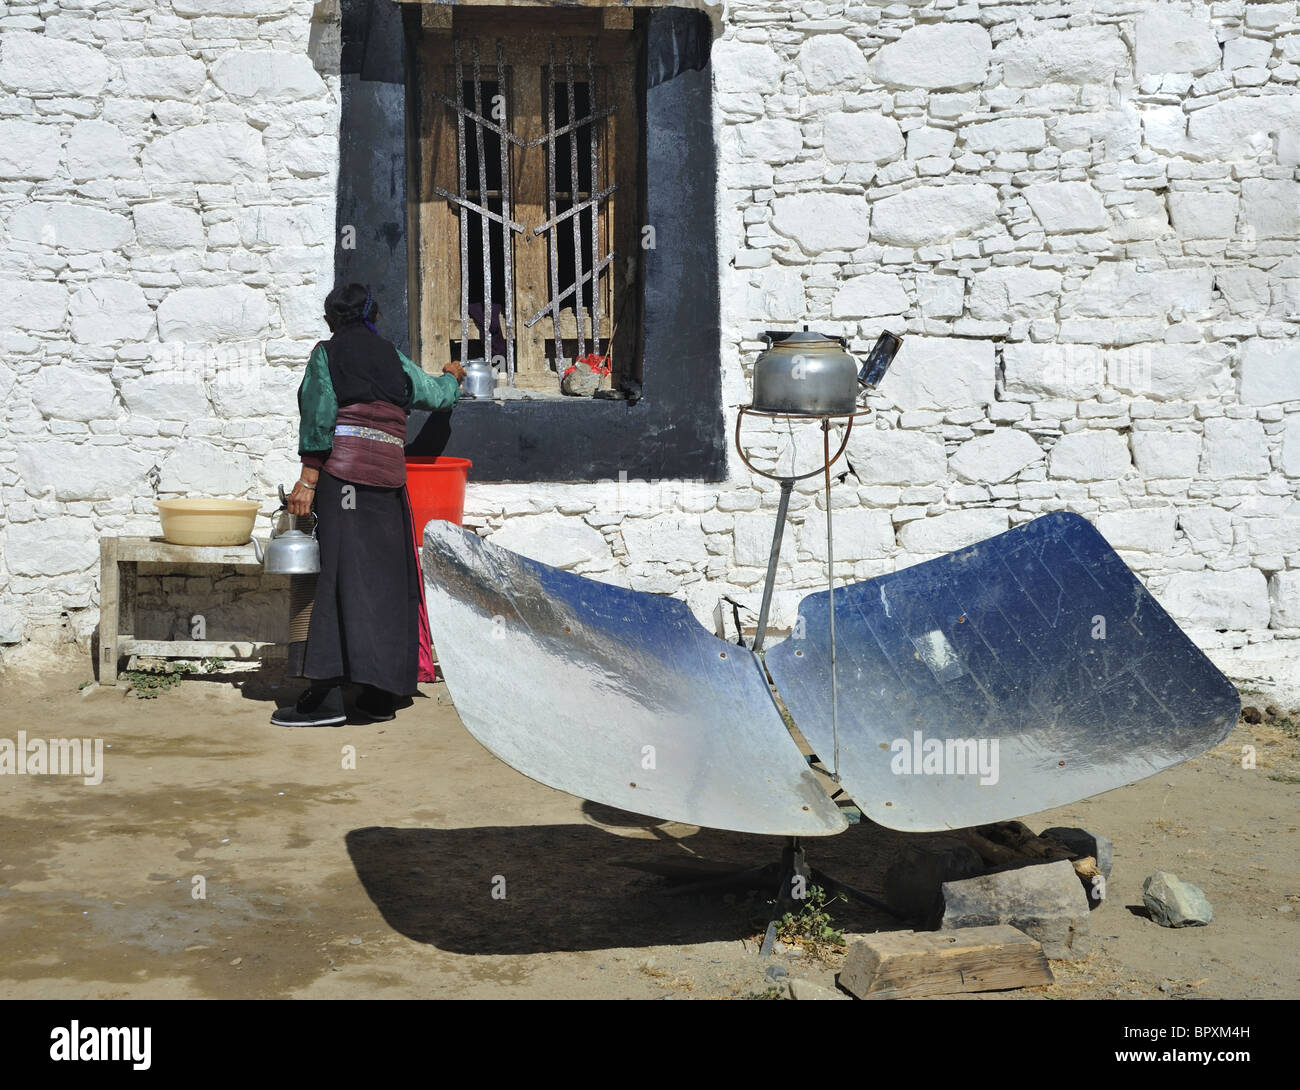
[765,512,1240,832]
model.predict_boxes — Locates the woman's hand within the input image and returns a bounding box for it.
[443,361,467,384]
[288,468,318,517]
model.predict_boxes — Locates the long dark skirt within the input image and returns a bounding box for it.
[287,470,421,695]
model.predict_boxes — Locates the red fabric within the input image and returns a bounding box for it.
[300,452,326,470]
[323,402,408,488]
[404,483,437,684]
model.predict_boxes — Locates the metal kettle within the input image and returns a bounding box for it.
[252,486,321,575]
[461,358,497,399]
[751,327,861,415]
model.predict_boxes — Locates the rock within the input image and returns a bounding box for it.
[764,963,788,981]
[1200,418,1269,478]
[1265,703,1281,719]
[1216,267,1271,318]
[941,860,1090,960]
[118,55,208,99]
[120,372,210,420]
[1270,572,1300,630]
[870,184,1000,247]
[1186,96,1300,159]
[0,31,110,95]
[1142,871,1213,927]
[797,34,870,92]
[1159,569,1270,630]
[560,368,601,396]
[995,26,1129,87]
[4,519,98,577]
[1040,827,1113,879]
[31,367,117,423]
[1135,10,1223,76]
[1168,191,1239,240]
[1130,431,1201,479]
[14,441,152,502]
[7,202,135,252]
[67,121,138,181]
[787,977,840,1000]
[906,127,955,160]
[0,120,62,180]
[1239,179,1300,239]
[1003,343,1104,400]
[949,429,1043,484]
[845,428,947,484]
[897,509,1009,553]
[160,445,254,497]
[1240,340,1300,406]
[962,117,1047,154]
[967,267,1061,320]
[212,51,325,101]
[870,23,992,91]
[70,280,155,344]
[143,123,267,184]
[156,285,273,342]
[712,41,785,94]
[1241,705,1263,724]
[1096,507,1176,554]
[830,273,908,318]
[800,508,894,562]
[0,277,69,332]
[884,837,985,925]
[133,203,205,251]
[733,119,802,163]
[885,337,995,411]
[1108,344,1230,402]
[1048,431,1131,481]
[489,513,614,570]
[823,112,905,164]
[1023,181,1109,234]
[1066,263,1213,319]
[770,192,870,254]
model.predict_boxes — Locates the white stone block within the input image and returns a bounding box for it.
[713,41,786,94]
[1096,507,1176,553]
[1023,182,1109,234]
[845,428,947,484]
[800,507,894,562]
[1224,37,1274,70]
[995,26,1130,87]
[1283,415,1300,475]
[1159,569,1269,630]
[0,277,69,332]
[823,112,905,164]
[1186,96,1300,159]
[1130,430,1202,478]
[949,428,1043,484]
[212,50,325,101]
[1167,191,1239,240]
[1003,343,1104,399]
[160,444,253,496]
[770,192,870,254]
[1240,340,1300,405]
[118,55,208,99]
[15,441,152,502]
[968,267,1061,319]
[1239,179,1300,239]
[156,285,273,342]
[907,127,956,160]
[1066,262,1214,318]
[7,202,134,252]
[798,34,871,92]
[143,123,267,184]
[120,372,210,420]
[1269,570,1300,629]
[0,120,62,180]
[870,23,992,91]
[133,203,205,251]
[1107,344,1232,401]
[489,513,613,570]
[870,183,999,247]
[733,510,794,571]
[733,119,803,163]
[1200,417,1270,478]
[1135,10,1222,76]
[67,121,138,181]
[1049,431,1131,480]
[831,273,909,319]
[962,117,1047,153]
[4,519,98,577]
[916,274,964,318]
[745,265,805,323]
[0,31,110,95]
[30,367,116,423]
[70,281,155,344]
[897,508,1009,553]
[886,337,995,411]
[278,284,327,340]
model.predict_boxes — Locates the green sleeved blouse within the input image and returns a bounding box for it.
[297,342,460,457]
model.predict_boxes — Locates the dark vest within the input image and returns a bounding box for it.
[322,324,411,411]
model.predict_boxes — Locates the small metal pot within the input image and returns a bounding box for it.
[751,328,860,415]
[462,358,496,399]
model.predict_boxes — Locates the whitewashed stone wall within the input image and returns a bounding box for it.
[1,0,1299,658]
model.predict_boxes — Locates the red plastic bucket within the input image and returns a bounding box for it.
[406,456,472,539]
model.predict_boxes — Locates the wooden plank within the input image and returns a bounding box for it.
[98,537,120,686]
[121,639,281,659]
[838,925,1054,1000]
[609,56,640,383]
[113,537,263,568]
[603,7,635,30]
[511,57,552,389]
[419,37,459,369]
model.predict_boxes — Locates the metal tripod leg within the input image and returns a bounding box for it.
[753,477,794,654]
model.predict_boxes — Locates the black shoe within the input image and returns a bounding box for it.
[353,685,396,723]
[272,682,345,727]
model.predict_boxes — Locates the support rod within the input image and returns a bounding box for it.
[752,477,794,654]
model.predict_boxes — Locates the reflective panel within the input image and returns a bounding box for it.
[765,512,1241,832]
[422,521,848,837]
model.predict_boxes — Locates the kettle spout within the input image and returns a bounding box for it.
[252,537,264,564]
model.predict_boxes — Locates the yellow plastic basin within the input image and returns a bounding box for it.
[155,499,261,546]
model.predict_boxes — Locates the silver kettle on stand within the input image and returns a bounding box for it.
[252,485,321,575]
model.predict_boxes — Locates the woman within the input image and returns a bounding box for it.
[272,283,466,727]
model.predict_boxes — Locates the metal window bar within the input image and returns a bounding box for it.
[455,38,469,368]
[587,37,601,361]
[544,43,564,362]
[566,41,585,360]
[497,38,515,384]
[472,40,492,373]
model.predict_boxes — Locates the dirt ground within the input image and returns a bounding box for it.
[0,642,1297,1001]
